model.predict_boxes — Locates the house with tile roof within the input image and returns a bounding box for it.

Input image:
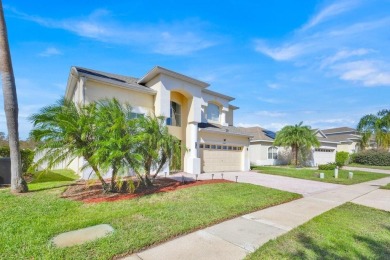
[64,66,251,178]
[241,127,340,166]
[322,127,361,153]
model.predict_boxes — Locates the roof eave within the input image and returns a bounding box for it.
[199,128,253,138]
[137,66,210,88]
[78,72,157,95]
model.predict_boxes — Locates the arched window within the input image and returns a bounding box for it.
[170,101,181,127]
[268,147,278,159]
[207,103,220,122]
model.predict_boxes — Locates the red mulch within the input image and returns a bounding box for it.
[61,178,232,204]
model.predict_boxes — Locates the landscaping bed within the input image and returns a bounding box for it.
[246,203,390,259]
[62,178,232,203]
[0,170,301,259]
[253,166,387,184]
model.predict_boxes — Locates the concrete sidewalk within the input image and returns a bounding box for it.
[124,175,390,260]
[343,166,390,175]
[170,171,342,196]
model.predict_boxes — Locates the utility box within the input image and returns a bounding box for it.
[0,157,11,185]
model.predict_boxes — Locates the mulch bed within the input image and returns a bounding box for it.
[61,178,232,204]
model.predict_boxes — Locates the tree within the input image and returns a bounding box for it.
[91,99,142,192]
[274,122,320,166]
[30,98,110,190]
[0,1,28,192]
[135,115,181,186]
[357,109,390,149]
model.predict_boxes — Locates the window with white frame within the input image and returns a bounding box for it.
[268,147,278,159]
[170,101,181,127]
[207,103,220,122]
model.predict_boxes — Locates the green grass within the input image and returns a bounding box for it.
[0,171,301,259]
[381,183,390,190]
[28,169,79,191]
[348,163,390,170]
[247,203,390,259]
[253,166,387,185]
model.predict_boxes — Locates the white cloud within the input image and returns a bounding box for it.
[332,60,390,86]
[256,110,286,117]
[257,97,284,104]
[320,48,372,68]
[267,83,281,89]
[254,41,306,61]
[300,1,359,31]
[8,7,218,56]
[39,47,62,57]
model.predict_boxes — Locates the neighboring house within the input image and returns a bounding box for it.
[64,66,251,178]
[241,127,339,167]
[322,127,361,153]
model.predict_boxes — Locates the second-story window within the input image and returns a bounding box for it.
[207,103,220,122]
[170,101,181,127]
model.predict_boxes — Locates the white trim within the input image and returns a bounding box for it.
[202,89,234,101]
[199,128,253,137]
[138,66,209,88]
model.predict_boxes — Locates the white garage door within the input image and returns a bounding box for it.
[201,146,242,172]
[313,148,335,165]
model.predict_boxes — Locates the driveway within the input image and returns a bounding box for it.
[170,171,342,196]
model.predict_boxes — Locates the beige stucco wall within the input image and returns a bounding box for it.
[226,109,234,126]
[84,80,154,113]
[337,142,358,153]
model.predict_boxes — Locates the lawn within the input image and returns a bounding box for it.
[253,166,387,185]
[28,169,79,191]
[381,183,390,190]
[0,171,301,259]
[247,203,390,259]
[348,163,390,170]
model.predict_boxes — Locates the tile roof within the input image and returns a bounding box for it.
[237,126,276,141]
[325,133,361,143]
[322,127,356,134]
[198,123,253,137]
[74,66,147,89]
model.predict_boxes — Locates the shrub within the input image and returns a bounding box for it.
[318,163,337,170]
[352,149,390,166]
[0,146,35,173]
[336,151,349,167]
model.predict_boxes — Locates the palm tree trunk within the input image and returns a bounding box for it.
[0,1,28,193]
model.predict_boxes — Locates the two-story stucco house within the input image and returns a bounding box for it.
[64,66,251,178]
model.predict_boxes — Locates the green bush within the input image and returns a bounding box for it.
[336,151,349,167]
[318,163,337,170]
[352,149,390,166]
[0,146,35,173]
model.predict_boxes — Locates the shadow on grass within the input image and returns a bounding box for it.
[291,232,390,259]
[30,172,76,183]
[27,182,77,192]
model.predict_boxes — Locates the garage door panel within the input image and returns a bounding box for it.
[201,150,242,172]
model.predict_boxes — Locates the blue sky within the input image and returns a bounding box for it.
[1,0,390,139]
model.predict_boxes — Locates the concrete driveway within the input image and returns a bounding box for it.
[170,171,342,196]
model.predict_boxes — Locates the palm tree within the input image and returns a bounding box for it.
[0,1,28,193]
[357,109,390,149]
[135,115,181,186]
[274,122,320,166]
[91,99,141,191]
[30,98,109,190]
